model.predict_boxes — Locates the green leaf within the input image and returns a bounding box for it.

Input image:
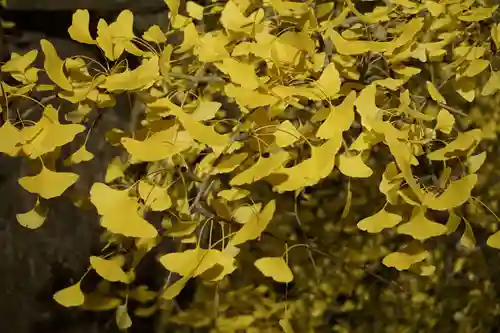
[116,304,132,330]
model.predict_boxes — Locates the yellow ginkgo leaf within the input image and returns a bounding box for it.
[65,144,94,165]
[11,67,39,84]
[445,209,461,234]
[121,126,193,162]
[218,188,250,201]
[460,219,476,249]
[232,203,262,225]
[68,9,95,44]
[216,315,254,331]
[254,257,293,283]
[53,282,85,307]
[19,167,79,199]
[164,0,180,18]
[427,129,482,161]
[455,76,475,102]
[186,1,204,20]
[64,57,92,81]
[487,231,500,249]
[101,56,159,91]
[273,121,301,147]
[397,207,447,240]
[314,63,341,98]
[162,275,189,300]
[426,1,445,16]
[435,108,455,134]
[35,84,56,91]
[40,39,73,91]
[410,261,436,276]
[426,81,445,103]
[492,23,500,49]
[199,152,249,175]
[382,245,428,271]
[138,181,172,211]
[215,58,260,90]
[170,107,231,148]
[271,136,342,192]
[21,106,86,158]
[354,84,380,129]
[458,5,498,22]
[65,103,93,123]
[220,0,254,32]
[423,174,477,210]
[0,121,22,156]
[191,101,221,121]
[194,30,230,62]
[383,252,426,271]
[177,22,199,52]
[225,84,279,108]
[1,49,38,73]
[132,303,155,317]
[100,208,158,239]
[327,29,389,55]
[90,256,130,283]
[3,82,36,96]
[142,25,167,43]
[159,44,173,75]
[96,19,115,60]
[128,285,157,303]
[116,304,132,330]
[279,317,295,333]
[109,10,135,40]
[165,221,199,237]
[230,150,289,186]
[200,250,238,282]
[374,78,405,91]
[171,14,192,30]
[159,248,235,278]
[357,207,402,233]
[338,152,373,178]
[464,59,489,77]
[105,157,126,183]
[90,183,158,238]
[16,198,47,229]
[386,17,424,54]
[381,122,424,202]
[81,293,122,311]
[230,200,275,246]
[379,162,402,205]
[482,70,500,96]
[272,85,322,100]
[467,152,486,173]
[317,91,356,139]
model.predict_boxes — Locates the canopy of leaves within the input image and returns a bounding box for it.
[3,0,500,332]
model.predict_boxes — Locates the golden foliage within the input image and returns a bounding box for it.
[2,0,500,331]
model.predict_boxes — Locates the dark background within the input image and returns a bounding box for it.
[0,1,173,332]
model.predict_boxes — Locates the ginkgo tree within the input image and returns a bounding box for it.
[2,0,500,331]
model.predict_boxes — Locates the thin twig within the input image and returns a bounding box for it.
[437,102,467,117]
[21,95,56,119]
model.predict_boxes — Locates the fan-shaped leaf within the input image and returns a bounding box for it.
[254,257,293,283]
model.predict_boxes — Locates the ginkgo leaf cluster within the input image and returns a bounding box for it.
[2,0,500,332]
